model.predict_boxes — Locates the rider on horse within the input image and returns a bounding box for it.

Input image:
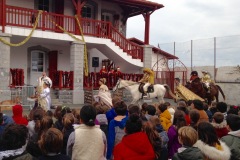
[190,71,200,82]
[138,68,154,97]
[201,70,213,93]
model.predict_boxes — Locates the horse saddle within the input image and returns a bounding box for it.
[138,83,154,94]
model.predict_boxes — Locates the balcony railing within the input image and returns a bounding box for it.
[51,71,74,90]
[84,72,143,90]
[3,5,143,61]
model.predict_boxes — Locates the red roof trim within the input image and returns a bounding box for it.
[128,37,178,59]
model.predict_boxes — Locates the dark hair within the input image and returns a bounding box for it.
[216,102,227,113]
[226,114,240,131]
[1,124,28,150]
[173,110,186,130]
[46,110,53,117]
[54,106,62,120]
[112,96,121,107]
[174,78,180,82]
[227,106,239,115]
[63,113,75,131]
[80,105,96,126]
[164,102,171,107]
[202,102,209,111]
[213,112,224,124]
[146,105,156,116]
[190,110,200,124]
[61,106,71,117]
[187,100,193,106]
[128,105,140,115]
[192,100,204,110]
[177,106,189,115]
[114,101,127,116]
[125,114,142,134]
[209,107,218,116]
[141,102,148,114]
[198,122,220,146]
[38,128,63,155]
[34,107,46,133]
[0,113,3,124]
[158,103,168,113]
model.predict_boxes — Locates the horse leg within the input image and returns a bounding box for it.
[158,96,165,104]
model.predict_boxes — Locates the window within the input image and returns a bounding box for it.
[38,0,49,12]
[31,51,45,72]
[82,5,93,18]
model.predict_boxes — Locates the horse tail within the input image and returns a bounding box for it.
[216,85,226,101]
[163,84,177,99]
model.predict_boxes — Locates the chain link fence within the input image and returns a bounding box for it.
[159,35,240,81]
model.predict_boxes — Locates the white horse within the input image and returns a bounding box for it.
[113,79,176,105]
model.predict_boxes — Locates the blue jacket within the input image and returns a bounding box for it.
[107,116,128,159]
[0,114,14,135]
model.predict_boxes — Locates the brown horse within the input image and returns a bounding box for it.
[186,78,225,104]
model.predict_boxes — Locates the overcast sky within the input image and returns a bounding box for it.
[127,0,240,67]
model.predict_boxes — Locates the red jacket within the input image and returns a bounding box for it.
[113,132,155,160]
[212,122,229,138]
[12,105,28,126]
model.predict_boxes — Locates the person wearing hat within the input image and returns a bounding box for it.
[201,70,212,92]
[138,68,154,97]
[116,67,122,75]
[189,71,199,83]
[40,72,52,88]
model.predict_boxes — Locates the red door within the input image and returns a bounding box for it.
[55,0,64,32]
[49,51,58,82]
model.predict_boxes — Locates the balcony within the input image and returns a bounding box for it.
[1,5,143,61]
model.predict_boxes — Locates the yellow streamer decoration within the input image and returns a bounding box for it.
[0,10,43,47]
[75,15,88,77]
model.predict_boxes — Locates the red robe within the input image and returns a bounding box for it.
[113,132,155,160]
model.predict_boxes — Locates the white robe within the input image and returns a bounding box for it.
[40,87,51,111]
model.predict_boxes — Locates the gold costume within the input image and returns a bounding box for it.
[175,84,204,102]
[139,68,154,84]
[201,74,212,83]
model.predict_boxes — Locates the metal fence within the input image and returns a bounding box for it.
[159,35,240,81]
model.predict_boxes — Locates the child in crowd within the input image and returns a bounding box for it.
[212,112,229,138]
[189,109,200,130]
[62,113,75,155]
[221,114,240,160]
[12,104,28,126]
[145,105,157,121]
[165,102,175,123]
[216,102,228,119]
[38,128,70,160]
[177,101,190,125]
[203,102,213,122]
[114,114,155,160]
[149,116,169,148]
[95,103,108,137]
[67,105,106,159]
[172,126,204,160]
[107,101,128,159]
[227,105,240,115]
[168,110,186,159]
[0,124,32,160]
[143,121,168,160]
[0,112,14,136]
[106,96,121,123]
[191,100,209,122]
[158,103,172,131]
[194,122,231,160]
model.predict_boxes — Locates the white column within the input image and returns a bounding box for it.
[70,41,85,104]
[143,45,153,68]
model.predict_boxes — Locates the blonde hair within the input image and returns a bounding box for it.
[178,126,198,147]
[99,78,106,84]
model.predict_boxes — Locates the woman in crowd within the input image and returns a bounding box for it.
[194,122,231,160]
[38,128,70,160]
[113,114,155,160]
[67,105,106,160]
[12,104,28,126]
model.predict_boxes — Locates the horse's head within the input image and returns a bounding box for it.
[113,79,121,92]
